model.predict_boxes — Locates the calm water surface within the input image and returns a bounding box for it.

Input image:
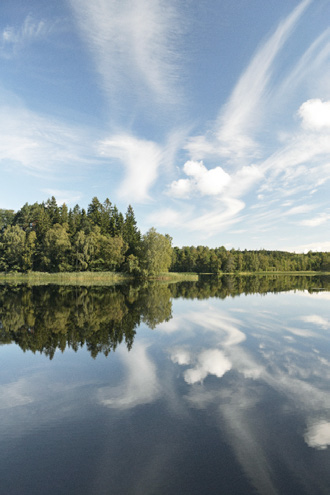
[0,276,330,494]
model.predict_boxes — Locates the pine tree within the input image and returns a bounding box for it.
[123,205,141,256]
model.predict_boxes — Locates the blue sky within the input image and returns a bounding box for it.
[1,0,330,252]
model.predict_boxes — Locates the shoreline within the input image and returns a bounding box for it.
[0,270,328,286]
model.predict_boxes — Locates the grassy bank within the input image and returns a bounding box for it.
[0,270,328,286]
[0,271,131,286]
[0,271,199,286]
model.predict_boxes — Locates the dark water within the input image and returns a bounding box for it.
[0,275,330,494]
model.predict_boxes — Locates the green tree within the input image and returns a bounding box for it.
[139,228,173,276]
[72,231,89,271]
[13,202,42,231]
[100,198,113,235]
[87,196,103,227]
[35,206,51,241]
[99,235,127,271]
[0,209,15,230]
[123,205,141,256]
[59,203,69,225]
[79,227,103,270]
[45,196,60,224]
[68,204,82,236]
[42,224,72,272]
[0,225,36,271]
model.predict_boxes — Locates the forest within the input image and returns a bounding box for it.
[1,197,329,275]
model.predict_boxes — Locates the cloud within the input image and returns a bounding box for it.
[166,3,315,241]
[178,307,246,347]
[185,0,311,161]
[148,196,245,236]
[165,160,263,235]
[300,213,330,227]
[1,14,57,58]
[98,343,159,409]
[168,178,192,199]
[0,101,95,177]
[304,420,330,450]
[98,134,163,202]
[217,0,311,155]
[168,160,231,198]
[186,198,245,235]
[70,0,182,106]
[183,349,232,385]
[300,315,329,329]
[276,28,330,100]
[285,327,316,338]
[284,205,315,216]
[0,378,33,410]
[259,130,330,201]
[170,348,192,366]
[299,99,330,130]
[286,240,330,253]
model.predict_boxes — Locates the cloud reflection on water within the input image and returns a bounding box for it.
[164,292,330,492]
[182,349,232,385]
[97,342,160,409]
[305,420,330,450]
[0,378,33,409]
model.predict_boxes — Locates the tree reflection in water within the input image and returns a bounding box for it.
[0,274,329,359]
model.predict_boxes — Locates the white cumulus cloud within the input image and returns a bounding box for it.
[169,160,231,198]
[299,99,330,131]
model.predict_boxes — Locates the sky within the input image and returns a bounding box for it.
[1,0,330,252]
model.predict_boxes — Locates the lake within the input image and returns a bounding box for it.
[0,275,330,494]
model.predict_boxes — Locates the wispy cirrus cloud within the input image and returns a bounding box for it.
[0,96,96,178]
[1,14,58,58]
[259,100,330,193]
[148,197,245,237]
[284,204,316,216]
[161,1,327,242]
[216,0,312,159]
[186,0,312,162]
[300,315,329,329]
[299,213,330,227]
[276,28,330,101]
[69,0,183,107]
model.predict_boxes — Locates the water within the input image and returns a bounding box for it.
[0,276,330,494]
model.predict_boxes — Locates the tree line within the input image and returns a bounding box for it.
[0,197,172,276]
[172,245,330,273]
[1,197,329,274]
